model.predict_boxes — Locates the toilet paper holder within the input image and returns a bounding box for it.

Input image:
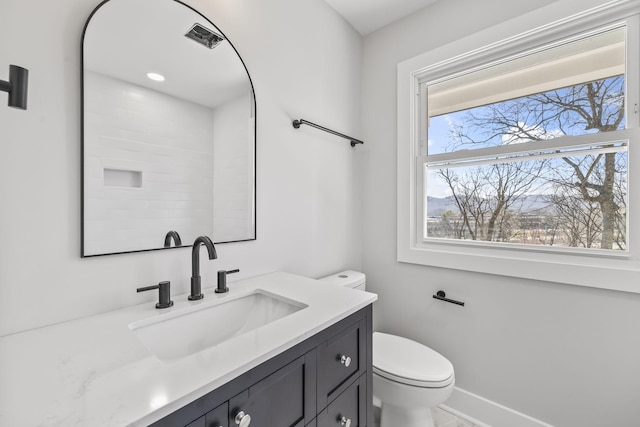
[433,290,465,307]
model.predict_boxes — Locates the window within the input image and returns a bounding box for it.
[425,26,627,252]
[397,1,640,292]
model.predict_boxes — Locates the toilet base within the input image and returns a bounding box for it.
[373,371,454,427]
[380,403,435,427]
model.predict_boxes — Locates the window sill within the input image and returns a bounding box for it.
[398,242,640,294]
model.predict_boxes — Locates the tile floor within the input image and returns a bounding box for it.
[433,406,483,427]
[373,405,483,427]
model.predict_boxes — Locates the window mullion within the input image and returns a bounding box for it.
[424,129,632,165]
[625,14,639,129]
[426,143,628,171]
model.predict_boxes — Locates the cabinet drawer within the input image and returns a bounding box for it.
[183,401,227,427]
[229,351,316,427]
[317,317,366,408]
[317,375,366,427]
[205,402,228,427]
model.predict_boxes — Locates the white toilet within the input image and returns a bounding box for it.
[318,270,455,427]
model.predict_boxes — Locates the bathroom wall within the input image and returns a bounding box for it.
[0,0,362,336]
[212,93,254,242]
[84,71,214,254]
[361,0,640,426]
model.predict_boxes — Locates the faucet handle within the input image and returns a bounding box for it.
[215,269,239,294]
[137,281,174,309]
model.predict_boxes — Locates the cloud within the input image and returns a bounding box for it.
[501,122,564,145]
[444,115,455,128]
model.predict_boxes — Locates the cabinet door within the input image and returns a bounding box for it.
[317,375,366,427]
[317,317,366,409]
[206,402,228,427]
[186,415,206,427]
[228,351,316,427]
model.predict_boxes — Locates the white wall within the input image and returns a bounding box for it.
[361,0,640,426]
[0,0,362,336]
[212,93,254,242]
[84,71,214,254]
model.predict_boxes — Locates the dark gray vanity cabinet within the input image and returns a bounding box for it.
[316,315,368,427]
[183,402,227,427]
[206,403,228,427]
[228,351,317,426]
[317,315,367,410]
[317,375,367,427]
[150,305,372,427]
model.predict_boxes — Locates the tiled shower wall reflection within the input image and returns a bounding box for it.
[84,72,252,254]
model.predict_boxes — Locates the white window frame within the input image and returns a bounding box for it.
[397,0,640,293]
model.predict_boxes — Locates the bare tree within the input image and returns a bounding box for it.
[440,76,626,249]
[548,192,602,248]
[434,160,545,242]
[436,210,465,239]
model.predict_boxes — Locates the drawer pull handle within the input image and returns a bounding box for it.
[235,411,251,427]
[339,416,351,427]
[340,354,352,367]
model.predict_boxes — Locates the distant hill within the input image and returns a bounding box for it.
[426,197,458,216]
[426,195,553,217]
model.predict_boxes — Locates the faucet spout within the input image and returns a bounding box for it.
[163,230,182,248]
[189,235,217,300]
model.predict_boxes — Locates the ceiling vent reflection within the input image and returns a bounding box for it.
[185,23,225,49]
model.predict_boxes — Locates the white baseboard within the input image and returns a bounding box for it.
[441,387,555,427]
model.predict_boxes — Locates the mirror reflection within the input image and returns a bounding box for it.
[82,0,256,257]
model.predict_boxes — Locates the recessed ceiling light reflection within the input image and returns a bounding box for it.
[146,72,165,82]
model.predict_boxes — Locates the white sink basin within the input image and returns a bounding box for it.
[129,289,307,362]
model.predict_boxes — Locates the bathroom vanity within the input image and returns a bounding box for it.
[0,272,376,426]
[155,302,372,427]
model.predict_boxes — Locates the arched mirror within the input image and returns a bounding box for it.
[82,0,256,257]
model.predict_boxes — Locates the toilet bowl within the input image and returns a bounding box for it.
[318,270,455,427]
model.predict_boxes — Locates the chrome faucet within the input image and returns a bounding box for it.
[189,235,217,300]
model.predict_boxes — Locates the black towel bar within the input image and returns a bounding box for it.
[292,118,364,147]
[433,290,465,307]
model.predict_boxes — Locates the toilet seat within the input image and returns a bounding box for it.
[373,332,454,388]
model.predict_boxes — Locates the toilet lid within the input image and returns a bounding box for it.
[373,332,454,388]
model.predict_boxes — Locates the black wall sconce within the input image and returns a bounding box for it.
[0,65,29,110]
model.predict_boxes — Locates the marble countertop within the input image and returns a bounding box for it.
[0,272,377,426]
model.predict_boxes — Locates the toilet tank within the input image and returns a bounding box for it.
[318,270,366,291]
